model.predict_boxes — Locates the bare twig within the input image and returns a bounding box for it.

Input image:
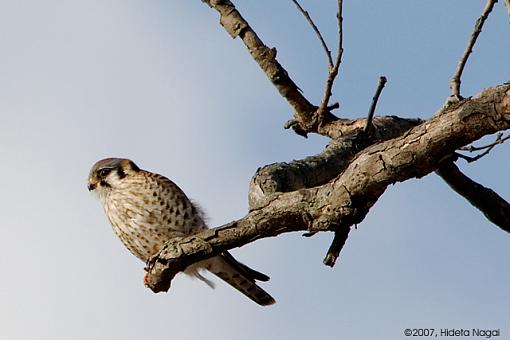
[287,0,345,132]
[456,132,509,162]
[364,76,387,135]
[436,162,510,233]
[460,132,509,151]
[291,0,333,67]
[449,0,498,101]
[323,227,350,267]
[316,0,344,119]
[455,152,481,163]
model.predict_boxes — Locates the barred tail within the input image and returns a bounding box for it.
[205,252,275,306]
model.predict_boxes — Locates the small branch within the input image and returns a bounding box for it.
[460,132,509,151]
[364,76,388,135]
[284,0,345,134]
[323,227,350,267]
[436,162,510,233]
[291,0,333,67]
[316,0,344,120]
[505,0,510,21]
[454,152,482,163]
[449,0,498,101]
[456,149,494,163]
[456,132,509,162]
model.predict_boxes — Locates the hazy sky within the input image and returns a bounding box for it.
[0,1,508,339]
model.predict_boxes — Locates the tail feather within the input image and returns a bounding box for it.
[221,251,270,282]
[205,254,275,306]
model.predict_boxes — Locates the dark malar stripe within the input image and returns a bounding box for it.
[117,167,127,179]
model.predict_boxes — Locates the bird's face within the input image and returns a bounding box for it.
[87,158,140,195]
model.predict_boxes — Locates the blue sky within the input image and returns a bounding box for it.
[0,1,508,339]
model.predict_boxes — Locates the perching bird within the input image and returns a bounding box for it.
[88,158,275,306]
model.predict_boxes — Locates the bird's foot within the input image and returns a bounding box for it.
[143,255,156,286]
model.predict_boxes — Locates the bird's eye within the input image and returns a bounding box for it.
[98,168,112,177]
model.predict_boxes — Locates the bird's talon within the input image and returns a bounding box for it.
[144,256,155,272]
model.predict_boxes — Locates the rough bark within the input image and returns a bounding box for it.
[145,83,510,293]
[248,116,421,209]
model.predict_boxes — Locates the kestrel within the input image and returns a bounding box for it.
[88,158,275,306]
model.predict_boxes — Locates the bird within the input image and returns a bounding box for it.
[87,158,275,306]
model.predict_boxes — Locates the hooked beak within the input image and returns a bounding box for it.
[87,183,96,191]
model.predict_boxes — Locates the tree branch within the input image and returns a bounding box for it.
[291,0,333,68]
[456,132,510,162]
[202,0,316,125]
[146,83,510,293]
[436,161,510,232]
[323,227,350,267]
[249,116,421,209]
[449,0,498,102]
[203,0,353,138]
[316,0,344,124]
[204,0,347,138]
[364,76,388,135]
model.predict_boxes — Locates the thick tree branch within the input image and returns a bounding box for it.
[146,83,510,293]
[449,0,498,101]
[249,116,421,209]
[436,162,510,232]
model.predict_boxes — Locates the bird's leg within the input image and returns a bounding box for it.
[143,255,156,286]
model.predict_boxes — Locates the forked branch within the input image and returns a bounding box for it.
[316,0,344,120]
[456,132,510,162]
[287,0,345,135]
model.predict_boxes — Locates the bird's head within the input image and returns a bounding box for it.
[87,158,140,193]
